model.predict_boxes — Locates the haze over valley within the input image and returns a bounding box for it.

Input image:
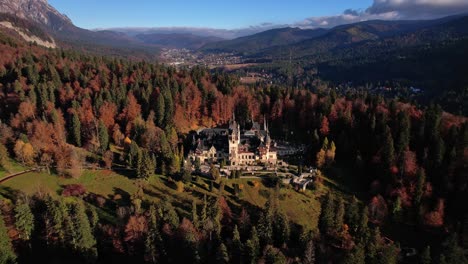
[0,1,467,264]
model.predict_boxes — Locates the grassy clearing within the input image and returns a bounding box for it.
[0,170,323,231]
[0,160,27,178]
[228,178,321,231]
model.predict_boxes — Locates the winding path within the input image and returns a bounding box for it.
[0,168,40,184]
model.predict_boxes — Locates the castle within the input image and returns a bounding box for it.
[188,114,277,166]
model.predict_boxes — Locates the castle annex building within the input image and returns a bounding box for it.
[188,115,277,166]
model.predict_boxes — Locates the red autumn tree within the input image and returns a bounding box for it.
[320,116,330,136]
[368,195,388,225]
[423,199,445,227]
[402,150,418,178]
[120,92,141,134]
[99,102,117,131]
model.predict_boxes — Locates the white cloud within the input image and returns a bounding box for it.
[105,0,468,39]
[293,0,468,29]
[367,0,468,18]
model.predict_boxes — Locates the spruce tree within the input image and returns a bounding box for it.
[71,113,82,147]
[201,194,207,224]
[145,205,163,263]
[415,168,426,207]
[273,211,290,247]
[69,201,98,262]
[98,120,109,152]
[0,142,11,172]
[192,199,199,228]
[335,197,345,230]
[421,246,432,264]
[441,234,467,264]
[0,210,16,264]
[14,198,34,241]
[344,243,365,264]
[216,243,229,264]
[357,206,370,243]
[382,127,395,170]
[396,111,411,155]
[346,196,360,234]
[319,192,335,234]
[302,240,316,264]
[232,225,243,264]
[138,150,156,179]
[257,211,273,246]
[245,228,260,264]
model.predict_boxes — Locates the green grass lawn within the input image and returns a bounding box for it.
[0,160,27,178]
[0,169,323,231]
[227,178,321,231]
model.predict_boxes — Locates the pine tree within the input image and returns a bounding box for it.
[344,243,365,264]
[319,192,335,233]
[382,127,395,170]
[392,196,402,222]
[192,199,199,228]
[138,150,156,179]
[14,198,34,241]
[201,194,207,224]
[216,243,229,264]
[232,225,243,264]
[0,210,16,264]
[421,246,432,264]
[335,197,345,230]
[69,201,98,262]
[155,94,165,127]
[43,196,66,245]
[379,244,399,264]
[302,240,316,264]
[168,152,181,175]
[264,246,287,264]
[245,228,260,264]
[145,205,163,263]
[311,129,320,148]
[346,196,360,234]
[0,142,11,172]
[441,233,467,264]
[273,211,290,247]
[415,168,426,207]
[127,141,140,168]
[71,113,82,147]
[98,120,109,152]
[396,111,411,155]
[257,211,273,246]
[357,206,370,243]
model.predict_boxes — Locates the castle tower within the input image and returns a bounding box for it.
[228,112,240,165]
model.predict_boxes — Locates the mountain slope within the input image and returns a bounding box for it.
[0,0,160,59]
[135,33,224,50]
[0,13,55,48]
[0,0,72,30]
[200,27,328,54]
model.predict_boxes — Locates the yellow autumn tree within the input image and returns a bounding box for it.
[14,140,35,166]
[326,141,336,166]
[316,149,326,168]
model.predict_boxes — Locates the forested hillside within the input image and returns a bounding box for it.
[0,27,467,264]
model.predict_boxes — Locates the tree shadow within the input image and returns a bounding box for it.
[111,187,131,206]
[0,186,20,200]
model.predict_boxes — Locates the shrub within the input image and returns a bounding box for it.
[176,181,184,192]
[62,184,86,197]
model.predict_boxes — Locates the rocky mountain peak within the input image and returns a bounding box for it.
[0,0,72,30]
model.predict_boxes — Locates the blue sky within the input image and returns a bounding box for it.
[48,0,468,30]
[49,0,373,29]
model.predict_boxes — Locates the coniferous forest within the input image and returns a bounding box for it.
[0,17,467,264]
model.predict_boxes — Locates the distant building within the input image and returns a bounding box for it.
[188,114,277,166]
